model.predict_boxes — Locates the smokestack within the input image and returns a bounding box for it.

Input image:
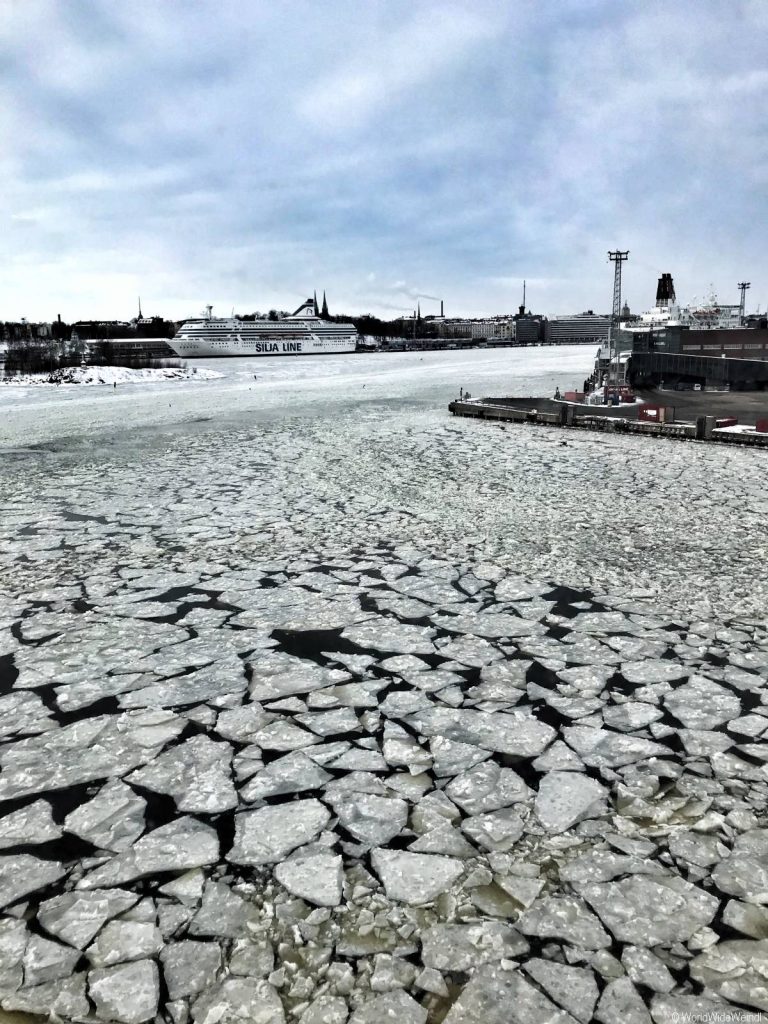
[655,273,676,308]
[57,313,61,323]
[440,300,444,317]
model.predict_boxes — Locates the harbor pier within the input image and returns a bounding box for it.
[448,396,768,449]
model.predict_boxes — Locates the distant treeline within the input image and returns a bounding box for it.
[348,315,407,338]
[3,339,180,376]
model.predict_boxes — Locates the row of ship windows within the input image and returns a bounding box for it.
[186,331,353,336]
[182,337,353,343]
[688,343,768,351]
[179,344,350,348]
[183,344,354,348]
[198,323,349,330]
[182,336,352,342]
[188,344,350,348]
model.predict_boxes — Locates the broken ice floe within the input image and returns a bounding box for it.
[0,541,767,1023]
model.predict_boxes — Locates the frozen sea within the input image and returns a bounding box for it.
[0,345,767,1023]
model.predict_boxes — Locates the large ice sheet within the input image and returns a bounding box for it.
[79,818,219,888]
[2,346,768,1023]
[0,710,185,799]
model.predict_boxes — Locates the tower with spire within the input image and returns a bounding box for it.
[321,291,329,319]
[313,291,319,316]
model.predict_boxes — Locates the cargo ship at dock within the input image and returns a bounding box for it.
[167,299,358,358]
[589,273,768,394]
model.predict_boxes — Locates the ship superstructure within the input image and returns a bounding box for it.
[168,299,358,358]
[620,274,743,334]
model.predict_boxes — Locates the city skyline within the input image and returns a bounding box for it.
[1,0,766,321]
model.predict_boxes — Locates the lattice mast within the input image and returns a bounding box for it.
[738,282,750,325]
[607,250,629,385]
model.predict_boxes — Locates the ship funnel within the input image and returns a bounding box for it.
[655,273,676,308]
[291,299,316,317]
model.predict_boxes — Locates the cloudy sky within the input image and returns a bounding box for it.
[1,0,766,322]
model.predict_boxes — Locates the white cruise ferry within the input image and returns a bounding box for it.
[168,299,359,358]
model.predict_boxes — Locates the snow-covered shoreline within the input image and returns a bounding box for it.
[0,365,224,386]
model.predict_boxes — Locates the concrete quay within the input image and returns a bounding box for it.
[448,396,768,449]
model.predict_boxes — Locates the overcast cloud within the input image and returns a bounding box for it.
[1,0,766,321]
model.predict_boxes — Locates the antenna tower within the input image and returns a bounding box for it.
[518,280,527,317]
[607,251,629,385]
[737,282,750,324]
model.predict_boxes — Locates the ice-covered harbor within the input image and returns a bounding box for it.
[1,346,768,1023]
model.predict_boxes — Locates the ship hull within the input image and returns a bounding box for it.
[167,336,357,358]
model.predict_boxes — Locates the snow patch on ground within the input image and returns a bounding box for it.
[715,424,765,435]
[1,365,224,386]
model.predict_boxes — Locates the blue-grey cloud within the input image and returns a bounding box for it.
[1,0,766,322]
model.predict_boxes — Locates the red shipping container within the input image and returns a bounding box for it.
[716,417,738,428]
[638,404,661,421]
[639,404,674,424]
[756,418,768,434]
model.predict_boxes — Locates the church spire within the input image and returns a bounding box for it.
[313,290,319,315]
[321,291,329,318]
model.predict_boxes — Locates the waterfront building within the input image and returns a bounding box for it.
[437,318,515,341]
[473,319,515,340]
[0,319,53,341]
[545,311,610,346]
[436,319,471,339]
[514,313,544,345]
